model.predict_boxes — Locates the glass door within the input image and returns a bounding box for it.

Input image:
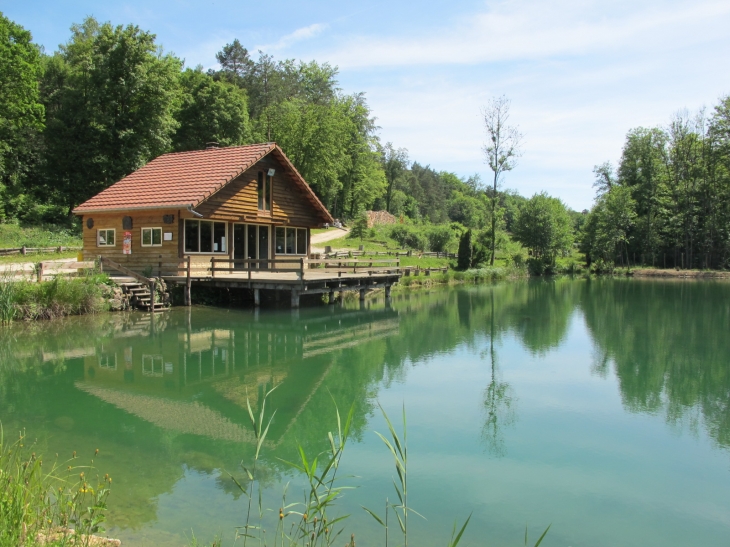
[258,226,269,270]
[233,224,246,270]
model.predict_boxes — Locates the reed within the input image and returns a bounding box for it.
[0,425,112,547]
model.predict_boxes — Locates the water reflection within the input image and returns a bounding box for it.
[2,279,730,541]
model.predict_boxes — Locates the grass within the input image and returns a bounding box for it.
[0,272,112,323]
[0,426,112,547]
[0,223,81,249]
[0,251,80,265]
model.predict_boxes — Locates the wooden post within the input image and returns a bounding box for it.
[253,288,261,307]
[185,256,192,306]
[37,262,44,283]
[211,257,216,278]
[385,285,392,299]
[359,288,366,302]
[291,289,300,308]
[328,289,335,304]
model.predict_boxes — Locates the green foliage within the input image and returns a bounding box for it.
[514,193,574,265]
[173,68,250,151]
[0,13,45,222]
[457,230,472,270]
[389,224,428,251]
[0,222,81,248]
[425,224,453,252]
[41,17,182,213]
[349,210,369,240]
[0,427,112,546]
[0,274,110,322]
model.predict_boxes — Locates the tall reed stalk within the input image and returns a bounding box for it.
[0,424,112,547]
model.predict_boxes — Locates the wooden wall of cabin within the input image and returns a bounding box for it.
[81,209,187,276]
[195,155,323,227]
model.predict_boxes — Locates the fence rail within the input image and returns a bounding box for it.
[0,245,82,256]
[319,249,456,259]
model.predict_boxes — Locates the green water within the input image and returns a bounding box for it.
[2,279,730,546]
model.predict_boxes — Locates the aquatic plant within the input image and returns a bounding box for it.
[0,279,17,325]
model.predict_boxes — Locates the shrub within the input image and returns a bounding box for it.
[389,225,427,251]
[425,225,453,253]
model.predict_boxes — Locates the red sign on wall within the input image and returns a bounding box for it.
[123,231,132,255]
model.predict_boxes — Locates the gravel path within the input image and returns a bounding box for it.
[310,227,349,251]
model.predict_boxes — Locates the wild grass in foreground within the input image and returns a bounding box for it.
[0,426,112,547]
[191,392,549,547]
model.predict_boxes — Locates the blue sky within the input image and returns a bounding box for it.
[5,0,730,210]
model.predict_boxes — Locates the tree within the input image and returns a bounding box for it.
[42,18,182,214]
[457,229,472,270]
[215,39,252,86]
[350,210,369,241]
[592,161,615,196]
[173,67,250,151]
[0,13,44,220]
[380,143,409,214]
[482,96,523,265]
[514,193,574,265]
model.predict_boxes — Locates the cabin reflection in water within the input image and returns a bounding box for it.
[76,308,399,445]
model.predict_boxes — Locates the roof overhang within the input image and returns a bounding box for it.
[72,203,195,215]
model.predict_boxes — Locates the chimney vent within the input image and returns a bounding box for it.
[206,142,220,150]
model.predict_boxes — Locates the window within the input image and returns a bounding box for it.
[141,227,162,247]
[257,171,272,212]
[184,219,228,253]
[97,229,115,247]
[275,227,307,255]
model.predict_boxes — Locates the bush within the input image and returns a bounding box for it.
[425,225,453,253]
[389,225,427,251]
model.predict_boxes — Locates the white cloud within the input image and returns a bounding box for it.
[258,23,328,52]
[316,0,730,69]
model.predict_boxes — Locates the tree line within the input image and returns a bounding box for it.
[581,100,730,270]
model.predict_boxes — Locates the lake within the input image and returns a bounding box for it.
[2,278,730,546]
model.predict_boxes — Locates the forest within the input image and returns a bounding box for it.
[1,11,729,270]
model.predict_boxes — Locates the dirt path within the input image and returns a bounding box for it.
[310,228,349,251]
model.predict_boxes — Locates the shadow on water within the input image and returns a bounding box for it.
[1,278,730,540]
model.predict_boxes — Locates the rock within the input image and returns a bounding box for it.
[36,528,122,546]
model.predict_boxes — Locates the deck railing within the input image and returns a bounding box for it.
[179,256,402,282]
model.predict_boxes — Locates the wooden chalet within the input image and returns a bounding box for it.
[74,143,400,308]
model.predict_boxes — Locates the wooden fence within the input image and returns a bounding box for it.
[320,249,456,259]
[0,245,81,256]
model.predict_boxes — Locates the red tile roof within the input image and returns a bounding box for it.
[72,143,333,223]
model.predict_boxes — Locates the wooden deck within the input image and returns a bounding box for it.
[164,257,402,307]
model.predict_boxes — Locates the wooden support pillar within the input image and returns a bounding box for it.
[254,288,261,307]
[184,284,191,306]
[359,288,366,302]
[291,289,300,308]
[385,285,392,299]
[328,289,335,304]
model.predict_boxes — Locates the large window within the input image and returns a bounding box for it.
[97,229,115,247]
[184,220,228,253]
[275,227,307,255]
[257,171,272,212]
[141,227,162,247]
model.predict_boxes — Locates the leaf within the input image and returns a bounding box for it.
[533,524,551,547]
[447,513,471,547]
[362,506,385,527]
[394,509,406,534]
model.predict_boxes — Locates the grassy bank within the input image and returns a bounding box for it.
[0,274,113,324]
[0,223,81,249]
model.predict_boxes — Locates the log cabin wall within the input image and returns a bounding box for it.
[196,155,321,226]
[81,208,198,275]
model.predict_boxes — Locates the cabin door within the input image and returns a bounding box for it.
[233,224,246,270]
[238,224,270,270]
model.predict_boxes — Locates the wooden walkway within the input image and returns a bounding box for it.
[165,257,402,308]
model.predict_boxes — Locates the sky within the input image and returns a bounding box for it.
[4,0,730,210]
